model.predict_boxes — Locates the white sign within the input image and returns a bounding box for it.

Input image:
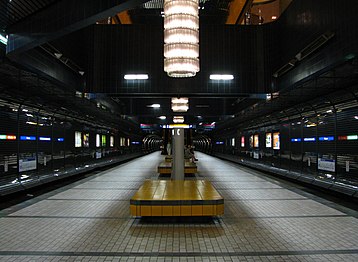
[19,157,37,172]
[96,152,102,159]
[318,158,335,172]
[253,152,259,159]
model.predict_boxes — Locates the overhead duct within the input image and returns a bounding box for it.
[273,31,334,78]
[295,31,335,61]
[273,58,297,78]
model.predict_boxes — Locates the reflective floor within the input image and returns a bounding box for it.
[0,152,358,261]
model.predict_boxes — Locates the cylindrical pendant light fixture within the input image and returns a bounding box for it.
[164,0,199,78]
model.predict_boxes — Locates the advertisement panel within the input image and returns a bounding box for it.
[266,133,272,148]
[318,158,335,172]
[254,134,259,148]
[19,156,37,172]
[75,131,82,147]
[273,132,280,150]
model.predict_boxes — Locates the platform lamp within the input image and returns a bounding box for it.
[164,0,200,77]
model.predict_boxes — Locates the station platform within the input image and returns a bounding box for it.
[0,151,358,261]
[130,180,224,216]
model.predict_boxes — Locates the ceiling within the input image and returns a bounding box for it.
[0,0,294,132]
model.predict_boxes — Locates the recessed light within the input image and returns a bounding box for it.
[124,74,149,80]
[158,116,166,120]
[147,104,160,108]
[210,74,234,80]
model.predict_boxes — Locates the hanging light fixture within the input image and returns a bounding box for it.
[164,0,199,77]
[173,116,185,123]
[171,97,189,112]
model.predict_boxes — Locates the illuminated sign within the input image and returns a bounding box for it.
[241,136,245,147]
[254,134,259,148]
[273,132,280,149]
[7,135,17,140]
[57,138,64,142]
[140,124,153,129]
[265,133,272,147]
[347,135,358,140]
[216,141,224,145]
[102,135,106,146]
[291,138,301,142]
[20,136,36,141]
[319,136,334,141]
[39,137,51,141]
[304,137,316,142]
[75,131,82,147]
[162,124,193,129]
[96,134,100,147]
[131,141,140,145]
[0,135,6,140]
[83,133,89,147]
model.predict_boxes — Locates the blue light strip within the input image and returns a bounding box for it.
[216,141,224,145]
[304,137,316,142]
[291,138,301,142]
[57,138,64,142]
[319,136,334,141]
[20,136,36,141]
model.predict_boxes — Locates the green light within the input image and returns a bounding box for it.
[0,135,6,140]
[0,34,7,45]
[347,135,358,140]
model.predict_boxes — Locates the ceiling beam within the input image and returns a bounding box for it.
[118,11,132,24]
[6,0,148,56]
[226,0,253,25]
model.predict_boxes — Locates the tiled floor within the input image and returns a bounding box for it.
[0,152,358,261]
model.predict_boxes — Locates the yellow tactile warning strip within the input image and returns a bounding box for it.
[130,180,224,216]
[157,161,198,174]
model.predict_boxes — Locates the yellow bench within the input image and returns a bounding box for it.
[157,161,198,174]
[130,180,224,217]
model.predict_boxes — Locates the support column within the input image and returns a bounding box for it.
[172,128,184,180]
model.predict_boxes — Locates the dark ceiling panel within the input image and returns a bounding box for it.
[0,0,57,32]
[86,24,272,95]
[6,0,149,55]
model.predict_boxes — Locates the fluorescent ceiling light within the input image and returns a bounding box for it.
[158,116,166,120]
[173,116,184,123]
[124,74,149,80]
[210,74,234,80]
[148,104,161,108]
[0,34,8,45]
